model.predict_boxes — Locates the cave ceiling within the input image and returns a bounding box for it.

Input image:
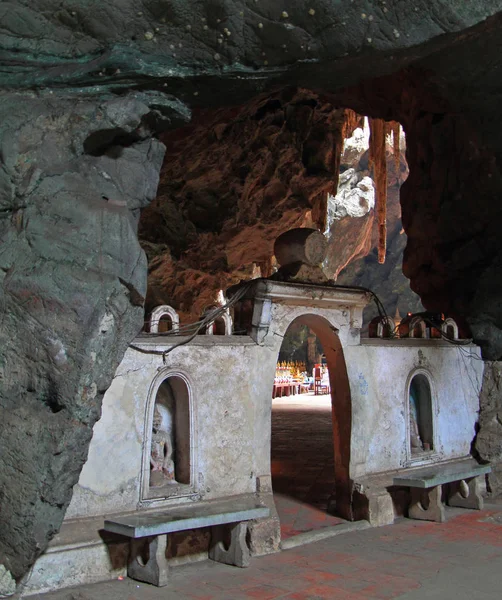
[1,1,500,105]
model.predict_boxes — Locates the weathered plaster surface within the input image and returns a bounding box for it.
[30,284,484,593]
[67,337,269,519]
[69,286,483,520]
[347,341,483,479]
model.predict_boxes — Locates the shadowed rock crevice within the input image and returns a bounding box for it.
[83,128,143,156]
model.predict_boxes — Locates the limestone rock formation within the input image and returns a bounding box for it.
[140,89,347,321]
[328,171,375,221]
[2,0,502,583]
[337,225,424,328]
[0,91,188,579]
[325,121,379,279]
[475,362,502,495]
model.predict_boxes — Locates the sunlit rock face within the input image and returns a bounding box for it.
[141,112,416,326]
[2,0,502,583]
[326,121,384,280]
[139,89,348,322]
[330,173,375,221]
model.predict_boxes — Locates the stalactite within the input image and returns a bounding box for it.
[342,108,363,140]
[314,108,362,232]
[312,189,329,232]
[258,257,275,278]
[368,117,387,264]
[388,120,401,172]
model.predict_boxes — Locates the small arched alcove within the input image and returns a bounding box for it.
[369,315,394,339]
[208,316,227,335]
[158,315,174,332]
[407,371,435,460]
[442,317,459,340]
[270,313,353,530]
[410,317,427,339]
[205,310,233,335]
[149,305,180,334]
[142,373,195,500]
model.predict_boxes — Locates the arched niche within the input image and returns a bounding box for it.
[271,313,353,521]
[205,311,233,335]
[379,318,394,339]
[409,317,427,339]
[369,316,394,339]
[141,372,196,501]
[406,371,436,461]
[150,305,180,334]
[442,318,459,340]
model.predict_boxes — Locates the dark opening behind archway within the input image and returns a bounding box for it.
[158,314,173,333]
[213,317,226,335]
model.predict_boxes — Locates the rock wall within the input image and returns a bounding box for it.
[0,91,187,579]
[475,362,502,496]
[141,111,420,327]
[325,43,502,360]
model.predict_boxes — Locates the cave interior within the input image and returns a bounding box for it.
[1,1,502,594]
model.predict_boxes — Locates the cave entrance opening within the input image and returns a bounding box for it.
[271,314,353,539]
[331,114,423,333]
[137,95,422,337]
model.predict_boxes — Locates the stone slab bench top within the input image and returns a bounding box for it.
[103,496,269,538]
[393,459,491,488]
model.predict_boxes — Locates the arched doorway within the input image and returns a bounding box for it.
[271,314,353,538]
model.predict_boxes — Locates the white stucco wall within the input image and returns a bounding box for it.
[347,340,484,480]
[66,337,277,519]
[67,282,484,522]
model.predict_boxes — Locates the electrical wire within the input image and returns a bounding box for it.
[328,282,479,348]
[130,277,476,361]
[130,281,253,362]
[421,316,474,346]
[312,282,398,337]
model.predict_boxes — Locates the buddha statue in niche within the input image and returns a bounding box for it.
[150,405,177,487]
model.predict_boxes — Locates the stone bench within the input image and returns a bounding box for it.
[104,495,269,586]
[393,459,491,523]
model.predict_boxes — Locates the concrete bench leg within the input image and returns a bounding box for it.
[128,534,169,586]
[209,522,250,567]
[448,476,484,510]
[409,486,445,522]
[365,490,395,527]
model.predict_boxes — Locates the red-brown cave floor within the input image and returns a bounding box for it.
[42,504,502,599]
[271,393,345,539]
